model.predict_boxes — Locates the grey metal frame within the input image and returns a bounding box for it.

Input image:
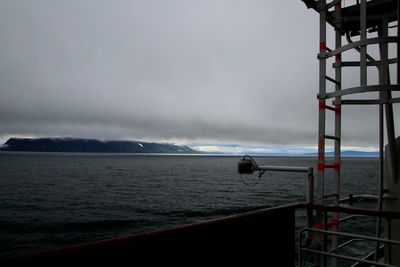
[253,165,314,208]
[301,0,399,266]
[299,228,400,267]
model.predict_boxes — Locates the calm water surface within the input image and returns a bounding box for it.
[0,153,378,258]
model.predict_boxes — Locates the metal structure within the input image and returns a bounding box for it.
[300,0,400,266]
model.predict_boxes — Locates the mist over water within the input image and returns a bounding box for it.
[0,153,378,257]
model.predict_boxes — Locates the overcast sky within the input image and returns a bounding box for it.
[0,0,397,152]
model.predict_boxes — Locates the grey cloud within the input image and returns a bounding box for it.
[0,0,395,148]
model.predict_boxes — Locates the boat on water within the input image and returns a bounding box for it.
[1,1,399,266]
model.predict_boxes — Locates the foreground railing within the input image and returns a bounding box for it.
[298,204,400,267]
[3,197,400,266]
[0,203,298,266]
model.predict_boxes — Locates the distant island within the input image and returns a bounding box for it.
[0,137,379,156]
[327,151,378,157]
[305,150,378,157]
[0,137,196,154]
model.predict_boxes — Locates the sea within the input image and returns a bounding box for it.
[0,152,379,262]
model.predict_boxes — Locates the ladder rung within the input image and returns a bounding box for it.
[324,135,340,141]
[325,105,336,111]
[319,102,341,114]
[318,162,340,171]
[334,98,400,105]
[325,75,341,85]
[332,58,398,68]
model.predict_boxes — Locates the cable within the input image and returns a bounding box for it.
[240,172,261,186]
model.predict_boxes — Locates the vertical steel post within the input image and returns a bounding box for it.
[307,168,314,219]
[379,17,397,184]
[315,2,327,265]
[376,83,385,262]
[376,16,389,265]
[331,3,342,267]
[360,0,367,86]
[381,15,399,265]
[375,15,386,254]
[398,1,400,86]
[317,0,326,207]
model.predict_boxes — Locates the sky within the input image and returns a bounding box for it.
[0,0,398,154]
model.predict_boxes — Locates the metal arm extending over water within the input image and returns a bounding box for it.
[238,155,315,229]
[238,155,314,177]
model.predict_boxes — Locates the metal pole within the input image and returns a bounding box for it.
[314,2,327,266]
[398,0,400,87]
[331,3,342,266]
[317,0,327,206]
[255,165,312,173]
[302,228,400,247]
[375,15,386,257]
[307,170,315,230]
[301,248,397,267]
[376,84,385,262]
[379,16,397,265]
[360,0,367,86]
[379,17,398,184]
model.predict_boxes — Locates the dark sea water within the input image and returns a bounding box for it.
[0,153,379,259]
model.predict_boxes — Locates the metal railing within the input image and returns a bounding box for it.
[299,228,400,267]
[297,204,400,267]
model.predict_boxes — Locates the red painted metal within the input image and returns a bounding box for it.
[320,41,327,51]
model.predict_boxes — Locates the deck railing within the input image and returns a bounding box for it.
[298,204,400,267]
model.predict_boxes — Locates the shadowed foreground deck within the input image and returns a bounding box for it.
[0,204,297,266]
